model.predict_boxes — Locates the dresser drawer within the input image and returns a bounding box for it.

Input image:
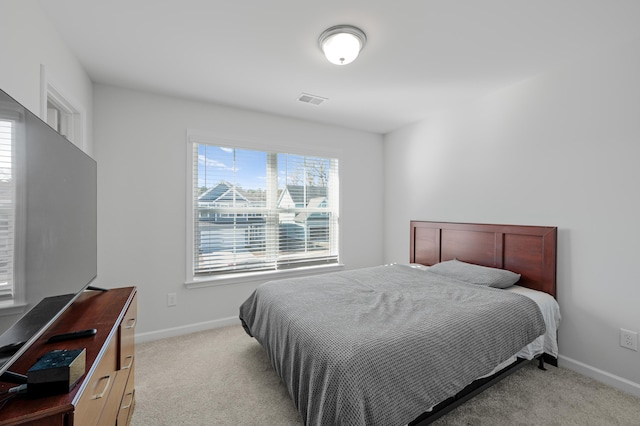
[117,363,135,425]
[97,369,129,426]
[74,336,118,425]
[119,293,137,369]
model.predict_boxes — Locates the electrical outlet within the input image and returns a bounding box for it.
[620,328,638,351]
[167,293,177,307]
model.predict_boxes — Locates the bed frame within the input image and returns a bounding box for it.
[408,221,557,424]
[410,221,557,297]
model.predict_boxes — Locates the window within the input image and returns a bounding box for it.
[40,65,86,151]
[46,101,71,139]
[45,92,82,148]
[187,136,339,280]
[0,119,15,301]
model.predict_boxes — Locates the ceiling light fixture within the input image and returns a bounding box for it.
[318,25,367,65]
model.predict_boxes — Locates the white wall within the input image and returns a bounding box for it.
[0,0,92,330]
[92,84,384,340]
[0,0,93,153]
[384,37,640,395]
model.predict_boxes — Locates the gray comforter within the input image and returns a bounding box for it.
[239,264,545,425]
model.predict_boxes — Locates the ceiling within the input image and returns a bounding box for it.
[36,0,640,134]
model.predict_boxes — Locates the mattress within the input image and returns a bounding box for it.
[239,264,547,425]
[408,263,560,360]
[508,285,560,359]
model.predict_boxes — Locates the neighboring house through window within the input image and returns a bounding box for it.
[187,134,340,282]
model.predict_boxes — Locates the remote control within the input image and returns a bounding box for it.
[47,328,97,343]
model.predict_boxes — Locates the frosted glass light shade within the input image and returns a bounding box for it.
[319,25,367,65]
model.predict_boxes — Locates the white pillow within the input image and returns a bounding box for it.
[428,259,520,289]
[407,263,430,271]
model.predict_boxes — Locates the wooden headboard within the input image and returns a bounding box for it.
[410,221,557,298]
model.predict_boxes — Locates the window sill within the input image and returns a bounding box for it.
[0,300,27,317]
[185,263,345,289]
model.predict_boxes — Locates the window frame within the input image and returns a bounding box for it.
[185,130,343,288]
[40,65,87,152]
[0,108,27,315]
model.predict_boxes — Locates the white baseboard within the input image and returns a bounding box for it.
[559,355,640,398]
[135,316,241,344]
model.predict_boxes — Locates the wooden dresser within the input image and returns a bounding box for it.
[0,287,137,425]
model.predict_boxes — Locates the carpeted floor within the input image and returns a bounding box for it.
[130,326,640,425]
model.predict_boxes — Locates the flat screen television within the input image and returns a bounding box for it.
[0,88,97,381]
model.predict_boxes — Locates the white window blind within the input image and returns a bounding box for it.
[190,142,339,277]
[0,119,15,300]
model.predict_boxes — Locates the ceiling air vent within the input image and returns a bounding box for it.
[297,93,327,106]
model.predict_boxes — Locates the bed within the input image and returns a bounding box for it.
[239,221,560,425]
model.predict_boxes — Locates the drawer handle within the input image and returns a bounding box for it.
[124,318,137,329]
[92,375,112,399]
[121,391,134,410]
[122,355,134,370]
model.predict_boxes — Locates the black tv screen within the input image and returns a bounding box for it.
[0,88,97,379]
